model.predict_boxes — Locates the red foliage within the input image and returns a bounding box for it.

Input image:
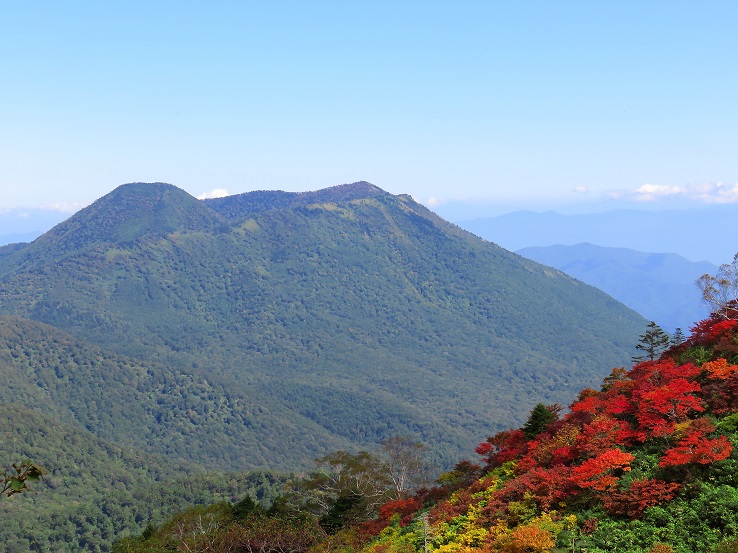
[603,479,681,518]
[659,418,732,467]
[466,317,738,524]
[688,317,738,346]
[575,415,623,457]
[428,489,475,524]
[569,448,634,491]
[360,498,421,539]
[490,465,575,511]
[377,498,420,521]
[701,373,738,415]
[623,360,704,440]
[477,429,528,468]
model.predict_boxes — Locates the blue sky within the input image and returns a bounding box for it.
[3,1,738,215]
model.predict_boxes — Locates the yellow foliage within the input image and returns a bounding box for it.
[484,512,563,553]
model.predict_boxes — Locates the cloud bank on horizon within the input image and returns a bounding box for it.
[604,182,738,204]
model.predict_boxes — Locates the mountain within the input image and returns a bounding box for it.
[0,181,647,472]
[517,243,716,332]
[459,206,738,264]
[113,310,738,553]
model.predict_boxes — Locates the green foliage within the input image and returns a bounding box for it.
[0,183,646,477]
[0,403,287,551]
[522,403,560,439]
[1,460,44,497]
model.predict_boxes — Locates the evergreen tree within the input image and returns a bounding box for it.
[523,403,559,439]
[632,321,670,363]
[671,327,686,346]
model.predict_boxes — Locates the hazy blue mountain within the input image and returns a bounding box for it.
[459,206,738,264]
[0,207,72,240]
[517,243,716,333]
[0,231,42,246]
[0,182,647,471]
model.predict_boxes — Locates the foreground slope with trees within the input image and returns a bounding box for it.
[115,302,738,553]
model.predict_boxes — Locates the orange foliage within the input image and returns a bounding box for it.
[703,358,738,380]
[502,525,555,553]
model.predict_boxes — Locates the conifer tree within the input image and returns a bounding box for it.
[671,327,685,346]
[632,321,670,363]
[523,403,560,439]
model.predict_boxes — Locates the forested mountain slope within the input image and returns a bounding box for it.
[114,309,738,553]
[0,315,352,468]
[0,402,286,552]
[0,182,647,469]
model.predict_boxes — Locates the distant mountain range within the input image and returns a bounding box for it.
[517,243,716,333]
[458,206,738,265]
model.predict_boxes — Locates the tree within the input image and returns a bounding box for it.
[379,435,429,500]
[2,461,45,498]
[632,321,670,363]
[671,327,686,346]
[696,253,738,319]
[523,403,561,439]
[293,450,389,531]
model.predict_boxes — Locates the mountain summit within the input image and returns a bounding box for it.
[0,182,646,469]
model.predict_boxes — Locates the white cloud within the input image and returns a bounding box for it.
[691,182,738,204]
[197,188,229,200]
[632,183,686,202]
[40,202,89,213]
[604,181,738,204]
[572,186,589,194]
[426,197,441,206]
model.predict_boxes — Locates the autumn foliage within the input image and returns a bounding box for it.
[351,312,738,553]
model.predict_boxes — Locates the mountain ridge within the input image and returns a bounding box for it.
[0,181,647,472]
[517,243,715,332]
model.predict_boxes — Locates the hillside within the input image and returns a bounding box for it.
[0,403,286,552]
[0,182,647,470]
[350,310,738,553]
[0,315,352,468]
[517,243,715,332]
[122,309,738,553]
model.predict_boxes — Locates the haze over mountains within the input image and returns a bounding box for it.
[517,244,715,333]
[457,206,738,265]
